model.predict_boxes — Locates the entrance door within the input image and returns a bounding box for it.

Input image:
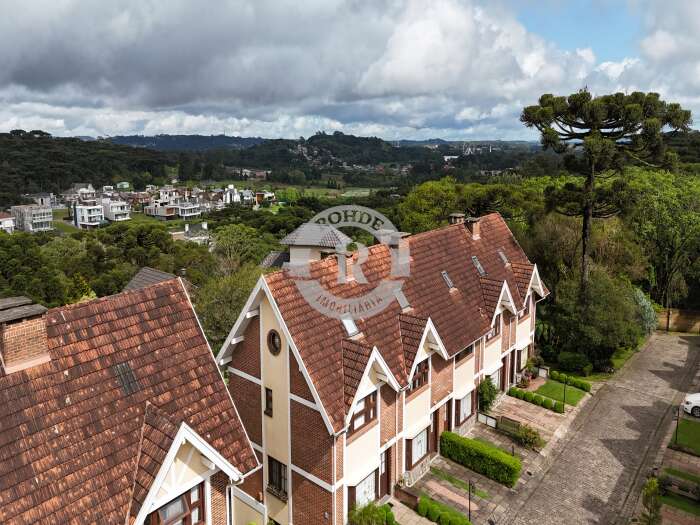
[431,410,440,452]
[380,448,391,497]
[443,400,452,432]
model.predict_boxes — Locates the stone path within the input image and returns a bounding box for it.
[501,333,700,525]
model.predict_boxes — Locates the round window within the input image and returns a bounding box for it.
[267,330,282,356]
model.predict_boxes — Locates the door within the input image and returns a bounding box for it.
[380,448,391,497]
[443,400,452,432]
[431,410,440,452]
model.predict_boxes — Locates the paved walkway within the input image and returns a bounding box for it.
[501,333,700,525]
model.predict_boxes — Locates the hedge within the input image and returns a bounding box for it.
[549,370,592,392]
[416,495,472,525]
[508,387,562,414]
[440,431,521,487]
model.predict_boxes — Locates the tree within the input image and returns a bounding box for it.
[639,477,661,525]
[478,377,498,413]
[521,90,691,296]
[213,224,277,275]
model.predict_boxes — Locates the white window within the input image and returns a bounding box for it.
[490,370,501,391]
[355,471,376,507]
[459,393,472,422]
[412,428,428,466]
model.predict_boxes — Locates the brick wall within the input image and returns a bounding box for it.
[335,433,344,482]
[380,385,396,445]
[430,354,452,405]
[289,352,314,402]
[291,472,332,525]
[210,470,228,525]
[290,400,333,483]
[239,450,264,501]
[228,375,262,444]
[335,487,344,525]
[1,316,48,371]
[231,319,260,378]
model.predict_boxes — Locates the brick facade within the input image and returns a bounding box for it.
[289,352,314,402]
[290,400,333,483]
[231,319,260,378]
[228,375,262,444]
[1,315,48,371]
[291,472,333,525]
[380,384,396,445]
[430,354,452,405]
[210,471,228,525]
[239,450,264,501]
[335,433,344,482]
[335,488,344,525]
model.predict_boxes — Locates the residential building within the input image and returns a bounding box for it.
[116,181,131,190]
[71,199,104,229]
[0,281,261,525]
[175,200,202,219]
[218,213,548,525]
[27,192,58,208]
[255,191,276,205]
[224,184,242,205]
[102,197,131,222]
[11,204,53,232]
[0,212,15,234]
[171,222,211,246]
[62,183,96,203]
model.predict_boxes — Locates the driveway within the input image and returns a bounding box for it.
[502,333,700,525]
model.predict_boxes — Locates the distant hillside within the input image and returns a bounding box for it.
[0,130,173,208]
[664,130,700,164]
[109,134,265,151]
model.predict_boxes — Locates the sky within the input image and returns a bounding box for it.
[0,0,698,140]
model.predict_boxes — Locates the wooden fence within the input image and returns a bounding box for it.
[657,308,700,334]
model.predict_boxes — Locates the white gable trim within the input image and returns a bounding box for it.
[407,317,449,382]
[529,264,546,299]
[344,346,400,428]
[133,422,243,525]
[219,276,266,364]
[492,281,517,323]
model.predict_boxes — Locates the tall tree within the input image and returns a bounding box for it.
[520,90,691,296]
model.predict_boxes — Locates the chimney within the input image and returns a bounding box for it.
[0,297,49,374]
[465,216,481,240]
[448,213,465,225]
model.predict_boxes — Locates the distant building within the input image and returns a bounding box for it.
[116,181,130,190]
[11,205,53,233]
[223,184,241,205]
[255,191,275,205]
[62,183,96,203]
[71,200,104,229]
[174,200,201,219]
[101,198,131,222]
[144,186,201,219]
[172,222,210,246]
[102,185,114,193]
[0,212,15,234]
[27,192,57,208]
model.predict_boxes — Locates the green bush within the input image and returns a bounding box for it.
[478,377,498,413]
[558,351,592,373]
[554,401,565,413]
[349,502,397,525]
[417,499,429,517]
[524,391,534,403]
[543,398,554,410]
[514,424,545,450]
[427,505,441,522]
[533,395,545,406]
[516,389,525,400]
[570,377,592,392]
[440,431,521,487]
[550,370,560,382]
[508,386,518,397]
[415,496,471,525]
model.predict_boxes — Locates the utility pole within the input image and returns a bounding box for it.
[468,480,472,521]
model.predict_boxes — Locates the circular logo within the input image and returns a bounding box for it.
[283,205,410,321]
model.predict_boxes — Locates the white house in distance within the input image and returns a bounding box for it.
[101,197,131,222]
[11,204,53,233]
[72,199,104,229]
[0,212,15,234]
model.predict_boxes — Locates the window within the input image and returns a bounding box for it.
[148,483,205,525]
[455,344,474,363]
[410,359,429,392]
[267,457,288,500]
[355,471,377,508]
[458,392,472,424]
[497,249,509,265]
[518,297,530,319]
[265,388,273,417]
[267,330,282,356]
[349,392,377,435]
[411,428,429,466]
[486,314,501,341]
[441,270,455,289]
[490,371,502,391]
[342,316,360,337]
[471,255,486,276]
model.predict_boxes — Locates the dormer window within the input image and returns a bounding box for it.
[348,391,377,435]
[455,343,474,363]
[342,317,359,337]
[472,256,486,276]
[497,249,509,265]
[410,359,429,392]
[486,314,501,341]
[518,297,530,319]
[441,271,455,289]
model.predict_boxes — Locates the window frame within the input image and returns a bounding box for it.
[267,456,288,501]
[148,482,205,525]
[410,427,429,467]
[486,313,501,341]
[518,297,530,319]
[265,387,273,417]
[409,359,429,392]
[455,343,474,364]
[457,392,473,425]
[348,391,377,436]
[267,329,282,356]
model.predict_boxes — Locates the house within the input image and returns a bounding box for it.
[255,191,275,205]
[72,199,104,229]
[241,190,255,205]
[27,192,58,208]
[0,212,15,234]
[102,197,131,222]
[144,186,201,220]
[10,204,53,232]
[218,213,547,525]
[0,281,261,524]
[62,183,96,203]
[116,181,131,190]
[224,184,242,205]
[171,222,211,246]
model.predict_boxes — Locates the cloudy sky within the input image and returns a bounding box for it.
[1,0,698,140]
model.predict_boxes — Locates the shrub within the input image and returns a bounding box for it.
[349,502,392,525]
[533,395,545,406]
[415,495,472,525]
[478,377,498,413]
[524,391,534,403]
[508,386,518,397]
[558,351,591,373]
[440,431,521,487]
[554,401,565,413]
[581,363,594,376]
[516,389,525,400]
[550,370,560,382]
[427,505,441,522]
[570,377,592,392]
[514,424,545,450]
[417,499,428,517]
[543,398,554,410]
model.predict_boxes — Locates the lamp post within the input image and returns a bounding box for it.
[468,480,472,521]
[675,405,680,444]
[563,379,567,408]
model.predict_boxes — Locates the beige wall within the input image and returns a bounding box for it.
[233,494,264,525]
[260,296,290,525]
[453,357,475,398]
[404,387,430,437]
[156,441,211,500]
[345,423,380,485]
[482,338,502,376]
[515,309,533,350]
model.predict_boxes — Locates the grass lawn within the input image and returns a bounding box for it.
[660,492,700,517]
[664,467,700,485]
[430,466,490,499]
[670,417,700,456]
[536,380,587,406]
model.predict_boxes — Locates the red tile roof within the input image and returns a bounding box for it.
[264,213,546,432]
[0,279,257,525]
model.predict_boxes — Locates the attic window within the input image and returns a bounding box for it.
[441,271,455,289]
[111,363,141,395]
[395,289,411,310]
[471,256,486,276]
[342,316,360,337]
[497,249,509,265]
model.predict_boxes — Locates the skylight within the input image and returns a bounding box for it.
[441,270,455,289]
[471,256,486,276]
[111,362,141,395]
[342,316,360,337]
[498,249,509,265]
[395,289,411,310]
